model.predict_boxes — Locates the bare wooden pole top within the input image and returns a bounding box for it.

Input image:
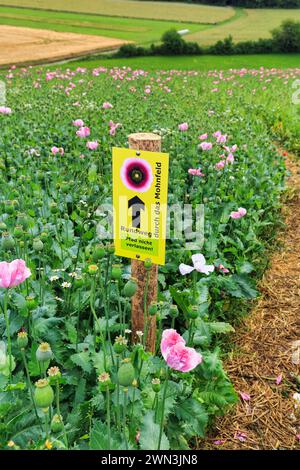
[128,133,161,152]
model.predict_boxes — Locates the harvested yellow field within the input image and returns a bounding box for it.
[0,25,128,66]
[0,0,235,23]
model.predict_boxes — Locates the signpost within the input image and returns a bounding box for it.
[113,133,169,352]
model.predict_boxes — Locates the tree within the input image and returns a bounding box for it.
[271,19,300,52]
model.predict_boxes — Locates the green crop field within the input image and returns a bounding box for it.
[0,6,206,43]
[0,0,235,23]
[67,54,300,72]
[186,8,300,45]
[1,2,300,48]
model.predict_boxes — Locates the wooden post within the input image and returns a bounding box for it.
[128,133,161,353]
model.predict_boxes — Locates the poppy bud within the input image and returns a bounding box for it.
[117,360,135,387]
[123,278,137,298]
[34,379,54,408]
[36,342,53,362]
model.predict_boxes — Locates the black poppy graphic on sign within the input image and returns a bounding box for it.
[120,157,153,193]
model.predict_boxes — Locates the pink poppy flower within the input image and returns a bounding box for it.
[218,264,230,274]
[109,120,121,136]
[234,431,247,442]
[199,133,208,140]
[164,341,202,373]
[213,440,226,446]
[275,374,282,385]
[161,329,186,361]
[178,122,188,131]
[76,126,90,138]
[230,207,247,219]
[0,259,31,288]
[239,391,251,401]
[51,146,64,156]
[213,130,222,138]
[215,160,225,170]
[216,134,227,144]
[120,157,153,193]
[73,119,84,127]
[0,106,12,115]
[226,153,234,164]
[188,168,204,177]
[102,102,113,109]
[199,142,212,151]
[179,254,215,276]
[86,141,99,150]
[224,144,238,153]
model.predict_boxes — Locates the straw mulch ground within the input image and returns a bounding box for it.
[199,152,300,450]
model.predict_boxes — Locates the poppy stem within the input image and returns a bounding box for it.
[157,367,169,450]
[3,289,12,383]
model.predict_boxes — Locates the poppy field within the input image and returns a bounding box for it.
[0,63,299,450]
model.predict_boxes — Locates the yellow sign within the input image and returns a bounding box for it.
[113,147,169,265]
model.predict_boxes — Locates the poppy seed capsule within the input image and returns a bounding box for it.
[144,258,152,270]
[188,305,198,320]
[117,361,135,387]
[51,414,64,433]
[26,295,37,311]
[111,264,122,280]
[0,222,7,231]
[88,264,98,275]
[148,302,158,316]
[17,331,28,349]
[92,244,106,262]
[13,225,24,239]
[34,379,54,408]
[170,305,179,318]
[113,336,128,354]
[33,238,44,252]
[107,243,115,254]
[40,232,48,242]
[1,232,14,251]
[16,213,29,229]
[151,378,161,393]
[123,278,137,298]
[36,342,53,362]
